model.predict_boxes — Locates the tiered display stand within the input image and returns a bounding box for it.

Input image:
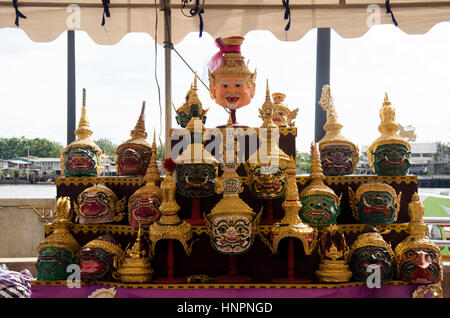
[31,128,423,298]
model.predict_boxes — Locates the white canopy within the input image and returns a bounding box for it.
[0,1,449,45]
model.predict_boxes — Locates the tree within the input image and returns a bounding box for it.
[296,150,311,174]
[0,137,63,159]
[95,138,117,157]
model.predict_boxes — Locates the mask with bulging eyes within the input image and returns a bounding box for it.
[398,247,441,284]
[176,163,216,197]
[372,143,410,176]
[64,147,98,176]
[36,246,77,281]
[211,215,253,254]
[299,194,340,226]
[128,195,161,228]
[349,246,395,282]
[320,145,355,176]
[116,148,151,176]
[349,183,401,225]
[247,163,287,199]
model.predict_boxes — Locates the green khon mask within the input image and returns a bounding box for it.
[372,143,410,176]
[300,194,340,226]
[36,246,78,281]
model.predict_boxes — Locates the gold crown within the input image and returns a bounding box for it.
[117,101,151,151]
[208,36,257,89]
[61,88,104,174]
[367,93,411,170]
[318,85,359,165]
[37,231,81,255]
[349,231,394,259]
[83,236,123,257]
[299,143,340,204]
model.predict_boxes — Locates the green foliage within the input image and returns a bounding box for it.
[95,138,117,157]
[296,151,311,174]
[0,137,63,159]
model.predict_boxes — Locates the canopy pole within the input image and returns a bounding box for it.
[162,0,172,160]
[314,28,330,143]
[67,30,76,145]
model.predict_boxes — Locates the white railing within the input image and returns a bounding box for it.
[424,217,450,247]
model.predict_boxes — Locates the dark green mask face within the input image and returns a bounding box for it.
[372,143,410,176]
[175,109,207,128]
[64,147,98,177]
[176,163,216,197]
[300,194,339,226]
[350,246,394,282]
[358,191,396,224]
[36,246,76,281]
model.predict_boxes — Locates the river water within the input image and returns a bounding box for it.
[0,184,449,199]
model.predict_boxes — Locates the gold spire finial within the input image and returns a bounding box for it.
[144,130,160,184]
[259,79,277,129]
[407,192,428,236]
[317,85,358,163]
[299,143,340,203]
[75,88,93,140]
[367,93,411,170]
[130,101,148,140]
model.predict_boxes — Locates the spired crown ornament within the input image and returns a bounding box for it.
[61,88,104,177]
[174,97,219,198]
[117,225,154,283]
[36,197,81,281]
[315,225,353,283]
[205,115,261,255]
[127,133,163,228]
[367,93,411,176]
[262,156,317,255]
[298,143,341,226]
[271,92,299,128]
[175,74,209,128]
[149,158,194,257]
[318,85,359,175]
[394,193,443,284]
[244,80,290,200]
[115,101,152,176]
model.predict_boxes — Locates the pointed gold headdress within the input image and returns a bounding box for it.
[299,143,340,204]
[367,93,411,170]
[149,158,194,257]
[60,88,104,175]
[318,85,359,167]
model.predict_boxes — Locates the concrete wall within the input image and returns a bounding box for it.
[0,198,55,258]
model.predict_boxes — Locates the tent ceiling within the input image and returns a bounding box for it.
[0,1,449,45]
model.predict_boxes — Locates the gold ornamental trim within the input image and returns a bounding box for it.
[31,280,412,289]
[45,223,408,237]
[294,175,418,186]
[56,175,417,188]
[56,176,146,187]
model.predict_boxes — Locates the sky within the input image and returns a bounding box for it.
[0,22,450,153]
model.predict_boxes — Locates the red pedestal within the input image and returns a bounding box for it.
[186,197,204,226]
[260,199,275,225]
[272,238,311,284]
[214,255,251,283]
[153,240,186,284]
